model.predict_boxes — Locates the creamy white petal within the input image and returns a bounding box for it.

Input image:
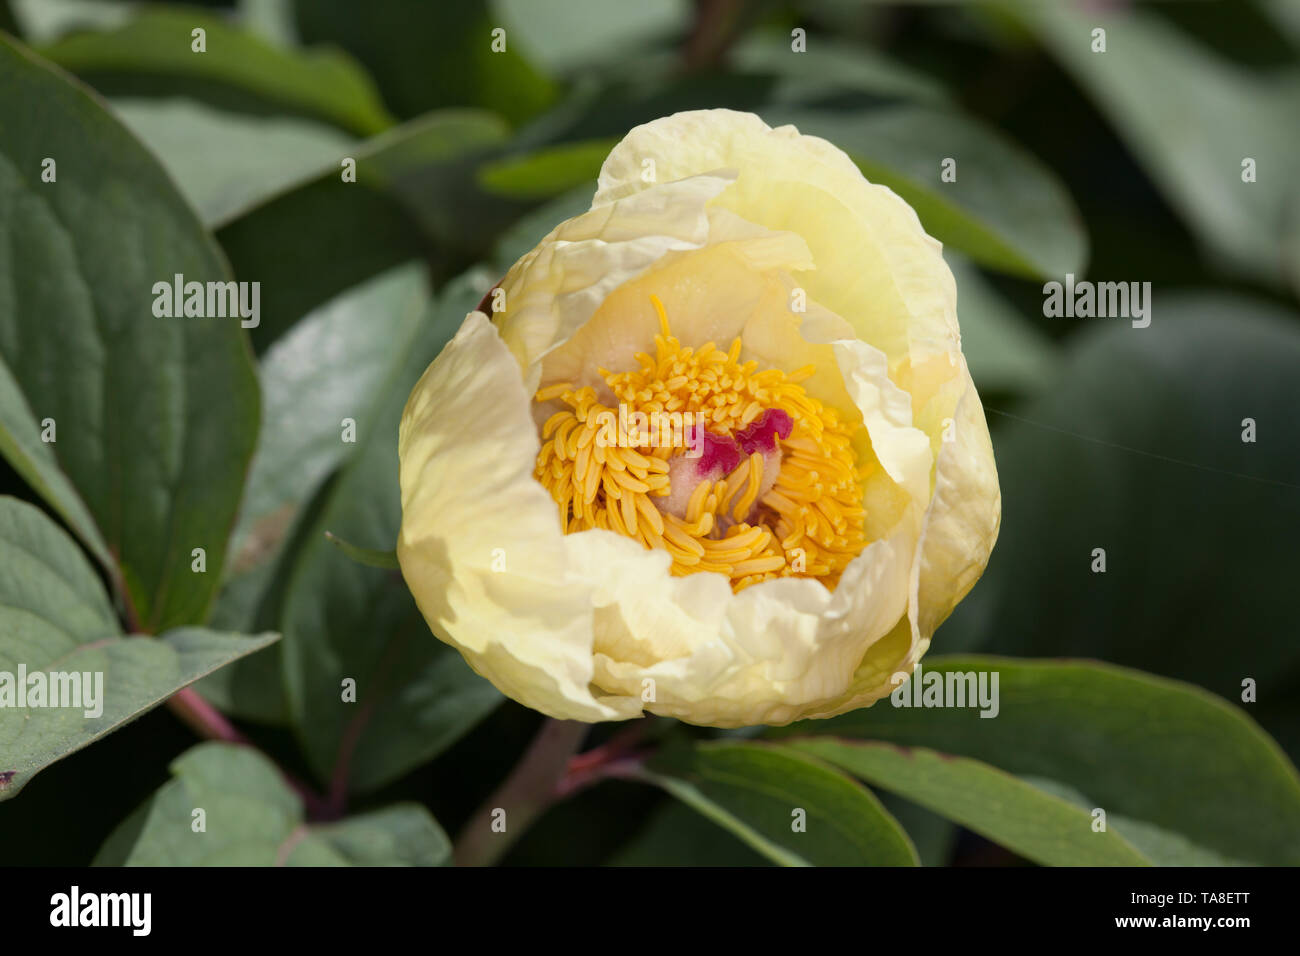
[910,362,1002,640]
[495,172,736,383]
[397,311,640,721]
[596,109,959,369]
[573,516,915,727]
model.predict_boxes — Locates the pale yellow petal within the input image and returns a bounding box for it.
[397,311,641,721]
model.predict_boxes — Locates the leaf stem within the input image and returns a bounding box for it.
[453,719,655,866]
[166,687,336,821]
[453,718,591,867]
[555,724,648,798]
[166,687,248,743]
[684,0,745,72]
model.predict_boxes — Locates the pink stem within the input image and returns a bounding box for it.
[166,687,335,821]
[167,687,247,743]
[453,719,591,867]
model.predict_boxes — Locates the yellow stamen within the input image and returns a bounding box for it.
[531,297,871,591]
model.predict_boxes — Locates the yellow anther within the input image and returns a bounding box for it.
[531,297,870,592]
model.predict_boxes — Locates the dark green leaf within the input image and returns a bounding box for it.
[947,254,1059,395]
[294,0,556,125]
[279,272,502,794]
[0,354,111,568]
[610,800,772,866]
[214,111,510,352]
[785,739,1151,866]
[0,626,277,801]
[0,33,260,631]
[323,532,399,570]
[953,296,1300,755]
[0,488,278,800]
[494,0,688,75]
[225,263,430,575]
[39,7,396,135]
[94,742,449,865]
[1011,1,1300,291]
[1021,776,1249,866]
[771,655,1300,865]
[875,791,957,868]
[771,106,1089,279]
[641,740,918,866]
[195,265,431,726]
[299,804,452,866]
[476,138,615,200]
[730,32,949,104]
[111,97,354,226]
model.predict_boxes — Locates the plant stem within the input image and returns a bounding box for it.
[453,718,591,867]
[684,0,745,72]
[166,687,335,821]
[554,724,647,798]
[166,687,247,743]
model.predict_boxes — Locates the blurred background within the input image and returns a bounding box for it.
[1,0,1297,865]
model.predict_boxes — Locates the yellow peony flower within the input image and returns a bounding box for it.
[397,110,1000,728]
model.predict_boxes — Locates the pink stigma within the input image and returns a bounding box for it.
[696,429,743,476]
[735,409,793,456]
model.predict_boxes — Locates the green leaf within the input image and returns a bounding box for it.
[640,740,918,866]
[0,493,279,800]
[296,804,452,866]
[0,494,119,645]
[491,184,595,274]
[1020,776,1249,866]
[770,106,1088,279]
[111,97,354,226]
[875,791,956,868]
[731,32,949,104]
[213,110,510,352]
[946,254,1059,395]
[279,272,502,794]
[0,34,260,631]
[189,629,287,726]
[770,655,1300,866]
[194,265,432,726]
[38,7,396,135]
[226,263,430,576]
[0,1,18,36]
[951,296,1300,755]
[611,800,772,866]
[494,0,688,76]
[0,626,277,801]
[94,742,450,865]
[1262,0,1300,46]
[1011,1,1300,290]
[323,532,399,570]
[0,354,111,569]
[476,138,616,200]
[784,739,1151,866]
[294,0,556,125]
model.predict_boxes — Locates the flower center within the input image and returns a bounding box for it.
[533,296,871,591]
